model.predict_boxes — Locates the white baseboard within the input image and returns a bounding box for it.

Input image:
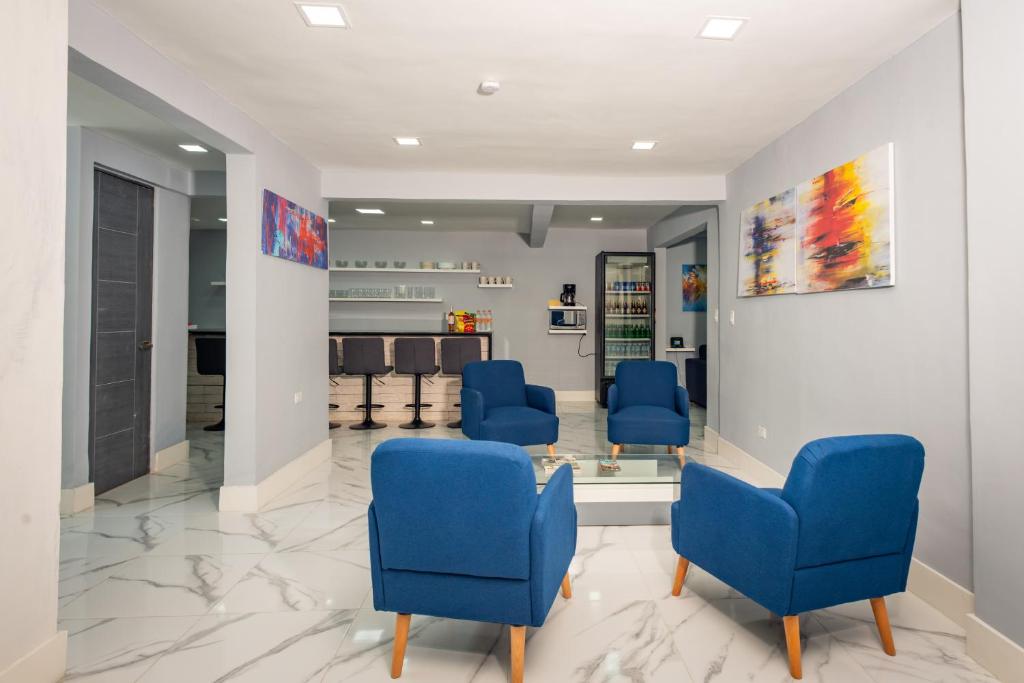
[151,439,189,472]
[219,438,331,512]
[556,390,594,402]
[703,425,719,453]
[966,613,1024,683]
[907,559,975,630]
[717,436,784,487]
[0,630,67,683]
[59,483,94,515]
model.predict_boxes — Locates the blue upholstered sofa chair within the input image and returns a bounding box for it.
[671,435,924,679]
[607,360,690,464]
[461,360,559,454]
[368,438,577,683]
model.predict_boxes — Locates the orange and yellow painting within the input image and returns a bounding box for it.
[796,144,894,293]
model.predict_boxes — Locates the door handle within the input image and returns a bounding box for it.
[138,341,154,351]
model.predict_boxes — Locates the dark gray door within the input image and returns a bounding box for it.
[89,169,154,494]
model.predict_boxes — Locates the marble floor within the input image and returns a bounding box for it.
[58,403,996,682]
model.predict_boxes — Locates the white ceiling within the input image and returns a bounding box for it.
[329,200,684,233]
[68,72,226,172]
[91,0,956,176]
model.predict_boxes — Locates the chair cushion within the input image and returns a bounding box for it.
[608,405,689,446]
[614,360,677,411]
[371,438,537,580]
[463,360,528,409]
[481,406,559,446]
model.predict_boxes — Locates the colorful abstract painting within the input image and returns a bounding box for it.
[738,188,797,297]
[260,189,328,269]
[682,264,708,312]
[796,143,894,293]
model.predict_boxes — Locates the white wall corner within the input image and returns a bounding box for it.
[151,439,189,472]
[556,390,594,403]
[219,438,331,513]
[906,559,975,630]
[0,630,67,683]
[703,425,719,453]
[966,613,1024,683]
[716,436,785,487]
[59,483,94,516]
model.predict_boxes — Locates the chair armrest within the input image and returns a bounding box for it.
[530,465,577,626]
[460,387,485,438]
[675,386,690,418]
[607,384,619,414]
[525,384,557,415]
[674,463,798,615]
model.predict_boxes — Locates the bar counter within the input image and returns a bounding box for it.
[186,330,492,427]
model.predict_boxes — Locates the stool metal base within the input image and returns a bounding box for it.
[350,419,387,430]
[400,418,435,430]
[204,419,225,432]
[329,421,342,430]
[447,419,462,429]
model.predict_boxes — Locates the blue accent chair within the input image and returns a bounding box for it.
[461,360,559,453]
[671,435,925,679]
[607,360,690,463]
[368,438,577,683]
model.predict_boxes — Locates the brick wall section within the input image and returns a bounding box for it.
[186,333,489,427]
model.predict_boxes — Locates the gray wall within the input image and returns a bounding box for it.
[719,16,971,588]
[665,235,708,352]
[962,0,1024,647]
[188,229,226,330]
[329,227,647,392]
[63,126,191,488]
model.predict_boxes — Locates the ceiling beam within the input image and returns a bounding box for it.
[526,203,554,248]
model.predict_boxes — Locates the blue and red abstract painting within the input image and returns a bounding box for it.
[261,189,328,269]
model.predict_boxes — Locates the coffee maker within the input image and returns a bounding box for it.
[560,283,577,307]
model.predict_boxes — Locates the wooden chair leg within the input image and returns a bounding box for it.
[546,444,556,456]
[666,445,674,455]
[611,444,622,460]
[870,597,896,656]
[391,613,411,678]
[783,615,802,679]
[561,573,572,599]
[671,556,690,596]
[677,446,686,468]
[510,625,526,683]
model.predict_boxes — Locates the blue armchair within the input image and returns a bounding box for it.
[369,438,577,683]
[461,360,560,454]
[671,435,924,679]
[607,360,690,464]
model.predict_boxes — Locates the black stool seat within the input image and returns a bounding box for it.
[342,337,392,430]
[394,337,439,430]
[440,336,482,429]
[195,336,226,432]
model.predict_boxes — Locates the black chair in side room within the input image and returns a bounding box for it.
[440,336,483,429]
[328,338,342,430]
[195,336,226,432]
[394,337,440,430]
[684,344,708,408]
[342,337,392,430]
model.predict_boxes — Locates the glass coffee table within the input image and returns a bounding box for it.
[532,451,683,525]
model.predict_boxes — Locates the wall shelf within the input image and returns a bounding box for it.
[329,267,480,274]
[478,283,513,289]
[548,305,588,311]
[665,347,697,353]
[329,297,443,303]
[549,329,587,335]
[210,281,226,286]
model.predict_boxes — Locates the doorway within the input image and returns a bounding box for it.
[88,169,154,494]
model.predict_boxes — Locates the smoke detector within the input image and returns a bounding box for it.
[477,80,501,96]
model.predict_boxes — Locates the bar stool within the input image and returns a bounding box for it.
[328,338,342,430]
[394,337,440,430]
[342,337,392,430]
[440,336,483,429]
[195,336,226,432]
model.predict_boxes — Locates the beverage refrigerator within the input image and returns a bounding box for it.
[594,251,656,406]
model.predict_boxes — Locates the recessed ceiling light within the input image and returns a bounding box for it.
[394,137,421,146]
[179,144,207,153]
[421,219,434,225]
[218,217,227,222]
[590,216,603,222]
[477,80,501,96]
[698,16,747,40]
[632,141,657,151]
[356,208,385,215]
[295,3,349,28]
[328,218,336,223]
